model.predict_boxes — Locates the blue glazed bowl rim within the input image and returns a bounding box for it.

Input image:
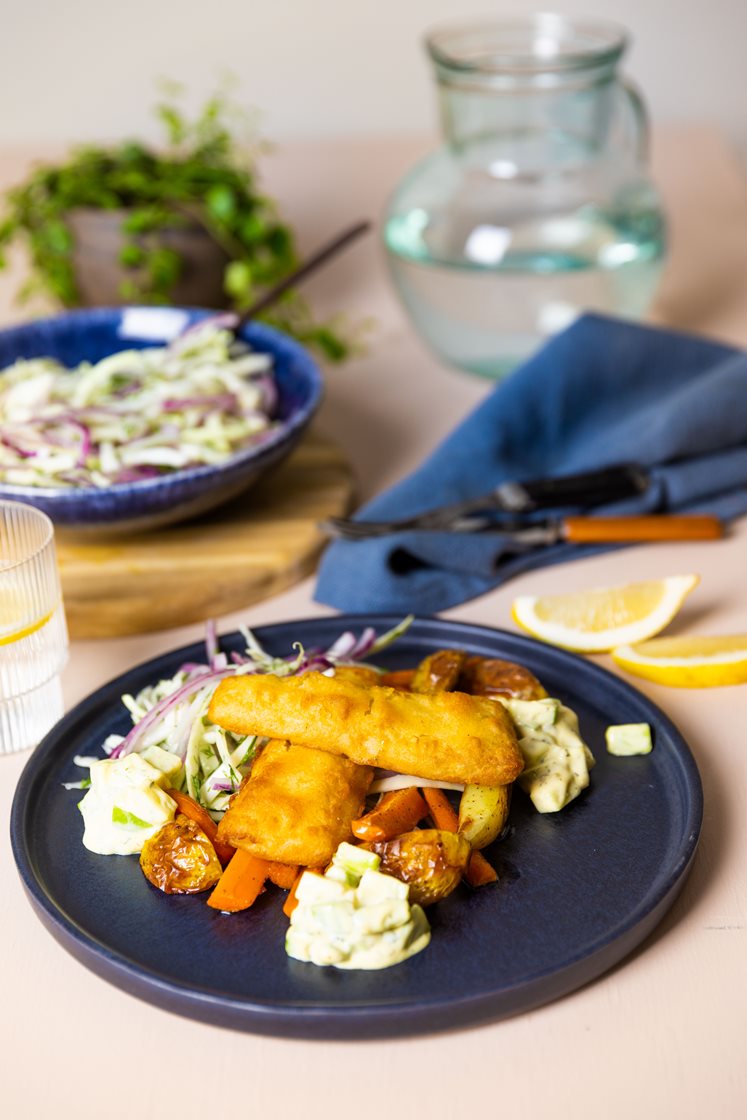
[0,307,323,500]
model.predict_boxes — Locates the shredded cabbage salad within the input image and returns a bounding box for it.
[66,617,414,818]
[0,321,279,488]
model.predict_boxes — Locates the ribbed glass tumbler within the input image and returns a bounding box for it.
[0,501,68,753]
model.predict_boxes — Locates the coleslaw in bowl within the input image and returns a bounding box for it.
[0,306,322,533]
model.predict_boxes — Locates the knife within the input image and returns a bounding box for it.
[498,514,723,550]
[322,463,650,540]
[323,513,723,545]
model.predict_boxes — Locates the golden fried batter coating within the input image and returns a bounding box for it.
[330,665,381,687]
[209,672,523,786]
[216,739,373,867]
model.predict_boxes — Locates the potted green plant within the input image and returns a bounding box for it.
[0,85,352,360]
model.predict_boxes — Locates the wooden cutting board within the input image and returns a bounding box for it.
[56,431,354,639]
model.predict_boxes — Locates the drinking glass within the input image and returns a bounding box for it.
[0,501,69,753]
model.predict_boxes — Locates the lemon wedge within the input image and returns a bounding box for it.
[0,587,54,646]
[612,635,747,687]
[511,574,699,653]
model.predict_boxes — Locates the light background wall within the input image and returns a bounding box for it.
[1,0,745,147]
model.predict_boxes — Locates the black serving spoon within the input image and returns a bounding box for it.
[232,219,371,330]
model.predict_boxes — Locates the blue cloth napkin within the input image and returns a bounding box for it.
[315,314,747,614]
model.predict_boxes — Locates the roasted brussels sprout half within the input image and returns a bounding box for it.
[458,656,547,701]
[369,828,471,907]
[140,813,222,895]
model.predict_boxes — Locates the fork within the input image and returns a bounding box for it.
[321,463,651,540]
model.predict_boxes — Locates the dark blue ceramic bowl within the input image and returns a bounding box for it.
[0,307,323,533]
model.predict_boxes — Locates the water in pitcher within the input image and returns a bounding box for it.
[386,196,664,379]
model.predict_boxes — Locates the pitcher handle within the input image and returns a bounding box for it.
[621,78,650,163]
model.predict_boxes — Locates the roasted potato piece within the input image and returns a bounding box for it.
[140,813,222,894]
[458,784,511,849]
[209,671,523,787]
[410,649,467,694]
[458,656,547,701]
[369,829,471,907]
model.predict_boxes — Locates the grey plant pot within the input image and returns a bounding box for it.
[67,208,230,308]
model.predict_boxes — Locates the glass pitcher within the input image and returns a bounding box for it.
[384,15,666,378]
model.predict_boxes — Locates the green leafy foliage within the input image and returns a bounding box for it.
[0,87,355,361]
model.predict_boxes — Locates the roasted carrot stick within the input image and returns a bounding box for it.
[421,787,498,888]
[421,786,461,830]
[352,787,429,842]
[464,853,499,887]
[379,668,416,690]
[266,861,300,890]
[207,848,270,912]
[165,787,236,865]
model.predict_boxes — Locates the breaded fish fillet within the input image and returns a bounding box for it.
[209,671,523,786]
[216,739,373,867]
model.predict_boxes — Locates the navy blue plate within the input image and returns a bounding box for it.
[10,616,702,1038]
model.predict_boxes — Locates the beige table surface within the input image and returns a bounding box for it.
[1,129,746,1120]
